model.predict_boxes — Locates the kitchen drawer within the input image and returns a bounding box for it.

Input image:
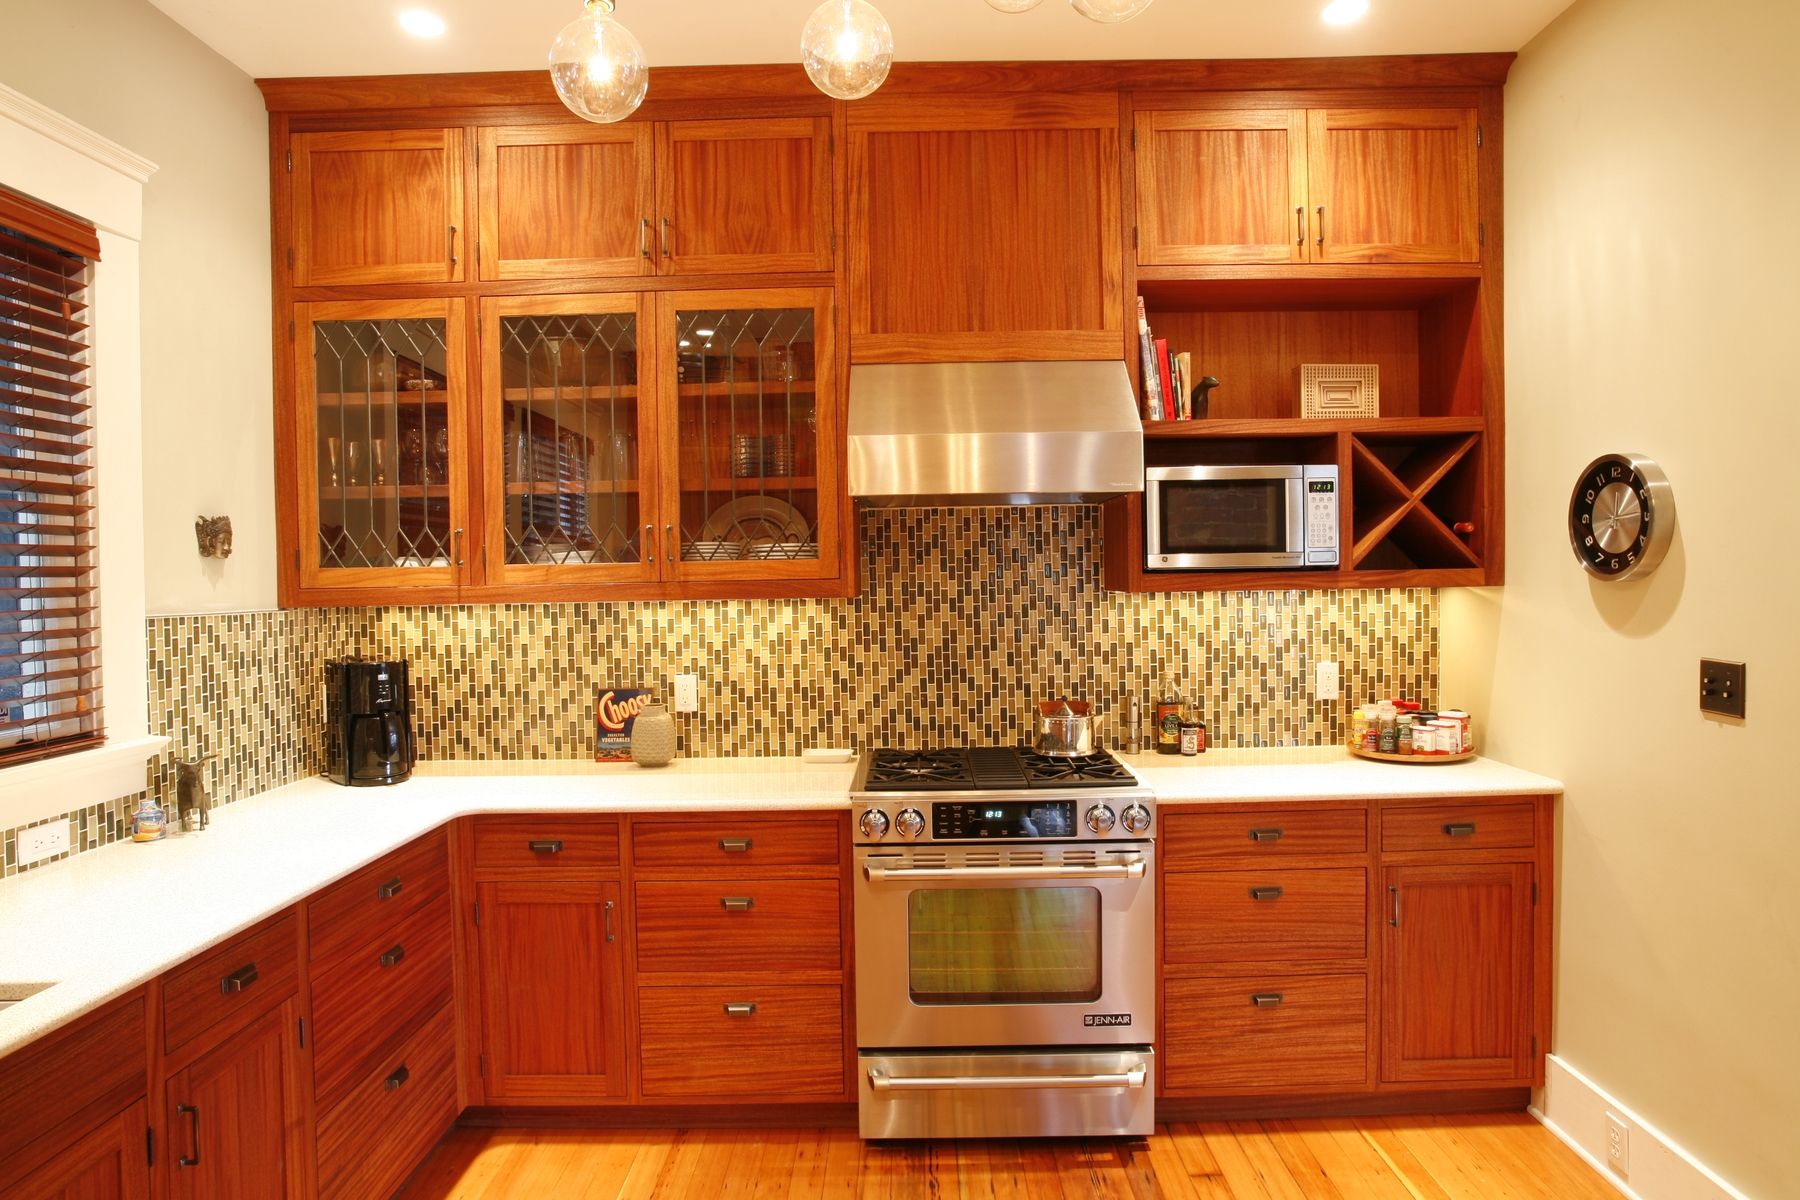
[309,831,449,967]
[631,816,840,874]
[1162,807,1367,865]
[162,910,300,1059]
[472,816,620,875]
[635,879,842,975]
[315,1002,458,1200]
[1163,973,1369,1093]
[1164,868,1367,963]
[0,991,146,1189]
[310,889,455,1112]
[638,984,845,1099]
[1381,803,1535,854]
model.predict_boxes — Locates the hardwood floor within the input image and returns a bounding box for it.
[394,1113,1622,1199]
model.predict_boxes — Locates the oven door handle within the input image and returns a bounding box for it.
[861,860,1146,882]
[867,1065,1148,1092]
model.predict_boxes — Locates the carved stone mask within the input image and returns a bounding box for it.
[195,515,233,559]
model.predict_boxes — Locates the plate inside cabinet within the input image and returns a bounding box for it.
[1350,747,1476,765]
[701,495,809,544]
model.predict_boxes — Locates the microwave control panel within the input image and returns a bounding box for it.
[1305,475,1340,564]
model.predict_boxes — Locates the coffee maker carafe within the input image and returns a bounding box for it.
[324,657,415,786]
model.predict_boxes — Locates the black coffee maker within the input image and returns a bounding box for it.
[324,657,415,786]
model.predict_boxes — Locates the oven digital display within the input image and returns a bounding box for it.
[933,801,1075,839]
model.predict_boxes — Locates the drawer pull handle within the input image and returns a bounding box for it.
[527,839,565,854]
[720,896,755,912]
[1443,822,1477,838]
[718,837,753,853]
[1390,884,1401,927]
[176,1104,201,1167]
[1249,886,1284,901]
[1251,993,1284,1008]
[724,1002,758,1016]
[386,1064,410,1091]
[604,898,615,944]
[1248,828,1284,843]
[379,943,406,969]
[219,963,259,994]
[377,877,404,900]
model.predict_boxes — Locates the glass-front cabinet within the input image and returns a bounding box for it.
[296,299,470,592]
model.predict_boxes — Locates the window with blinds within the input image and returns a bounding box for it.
[0,187,103,767]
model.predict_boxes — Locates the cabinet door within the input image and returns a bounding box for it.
[164,1003,305,1200]
[1134,109,1308,266]
[849,94,1123,361]
[1306,108,1480,264]
[480,293,661,587]
[652,287,841,582]
[5,1101,149,1200]
[292,129,465,285]
[477,880,627,1102]
[477,124,654,281]
[1381,863,1533,1083]
[657,118,834,276]
[295,299,472,594]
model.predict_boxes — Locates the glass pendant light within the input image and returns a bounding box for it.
[985,0,1045,11]
[1071,0,1155,23]
[800,0,894,101]
[548,0,649,124]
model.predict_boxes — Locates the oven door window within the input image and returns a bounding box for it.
[907,887,1102,1005]
[1159,479,1290,555]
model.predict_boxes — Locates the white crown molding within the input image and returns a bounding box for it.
[0,83,158,185]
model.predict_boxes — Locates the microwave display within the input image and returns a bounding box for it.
[1144,464,1339,571]
[1159,479,1290,556]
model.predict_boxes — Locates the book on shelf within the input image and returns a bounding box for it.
[1155,338,1175,424]
[1174,351,1193,420]
[1136,295,1164,420]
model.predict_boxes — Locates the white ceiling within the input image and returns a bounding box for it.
[146,0,1576,81]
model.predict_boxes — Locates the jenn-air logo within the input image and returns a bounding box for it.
[1084,1013,1132,1027]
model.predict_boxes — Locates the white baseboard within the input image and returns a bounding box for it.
[1530,1055,1752,1200]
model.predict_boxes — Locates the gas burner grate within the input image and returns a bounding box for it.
[1016,749,1139,788]
[863,748,975,791]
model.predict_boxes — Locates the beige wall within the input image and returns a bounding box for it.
[5,0,274,614]
[1441,0,1800,1194]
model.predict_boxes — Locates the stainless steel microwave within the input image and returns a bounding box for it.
[1144,464,1340,570]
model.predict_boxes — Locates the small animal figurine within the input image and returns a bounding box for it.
[1191,376,1221,420]
[195,515,233,559]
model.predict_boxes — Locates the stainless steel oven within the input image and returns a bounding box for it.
[1145,463,1340,570]
[851,748,1156,1138]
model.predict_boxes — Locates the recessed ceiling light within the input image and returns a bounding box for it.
[1321,0,1369,26]
[398,9,447,38]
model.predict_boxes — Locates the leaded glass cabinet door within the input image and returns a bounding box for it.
[481,294,658,586]
[296,299,470,591]
[655,288,839,582]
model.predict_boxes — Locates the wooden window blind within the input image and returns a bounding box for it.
[0,187,103,766]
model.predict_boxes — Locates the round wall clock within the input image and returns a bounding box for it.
[1568,453,1674,580]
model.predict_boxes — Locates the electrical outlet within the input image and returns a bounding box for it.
[1605,1111,1630,1174]
[1699,659,1746,718]
[672,673,699,714]
[18,821,71,866]
[1315,660,1340,701]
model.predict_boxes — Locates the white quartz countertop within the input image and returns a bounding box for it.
[0,749,1558,1060]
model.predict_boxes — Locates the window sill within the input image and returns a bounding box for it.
[0,735,171,830]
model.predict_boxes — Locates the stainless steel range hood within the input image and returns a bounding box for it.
[848,361,1145,507]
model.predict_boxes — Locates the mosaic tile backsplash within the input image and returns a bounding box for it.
[2,508,1437,876]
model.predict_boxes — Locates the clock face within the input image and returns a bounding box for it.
[1568,453,1673,580]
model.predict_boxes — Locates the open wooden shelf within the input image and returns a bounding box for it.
[1143,416,1483,439]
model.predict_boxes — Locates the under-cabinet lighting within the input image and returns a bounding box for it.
[399,9,447,37]
[1321,0,1369,25]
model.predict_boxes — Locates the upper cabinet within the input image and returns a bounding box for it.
[476,117,832,282]
[848,94,1123,362]
[292,129,466,286]
[1134,104,1479,266]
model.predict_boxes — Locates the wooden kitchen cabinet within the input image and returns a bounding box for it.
[291,129,466,286]
[3,1101,150,1200]
[1134,103,1479,266]
[848,93,1123,362]
[477,124,654,281]
[163,1000,308,1200]
[658,118,834,275]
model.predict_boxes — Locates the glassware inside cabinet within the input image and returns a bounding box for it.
[497,311,644,566]
[312,318,453,569]
[671,305,820,564]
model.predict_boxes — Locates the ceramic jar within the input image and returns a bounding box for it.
[631,700,677,767]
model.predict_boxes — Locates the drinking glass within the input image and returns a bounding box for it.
[346,441,366,487]
[325,436,341,488]
[371,437,389,486]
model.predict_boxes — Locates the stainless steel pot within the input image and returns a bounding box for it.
[1033,700,1109,757]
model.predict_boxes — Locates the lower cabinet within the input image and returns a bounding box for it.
[4,1100,151,1200]
[475,878,628,1102]
[1163,973,1368,1094]
[638,984,845,1100]
[163,1000,307,1200]
[313,1006,458,1200]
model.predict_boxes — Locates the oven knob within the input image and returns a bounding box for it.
[894,808,926,840]
[859,809,890,840]
[1085,804,1116,834]
[1121,803,1153,834]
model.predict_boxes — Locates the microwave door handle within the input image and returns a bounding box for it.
[1287,475,1307,561]
[868,1065,1149,1091]
[861,860,1147,883]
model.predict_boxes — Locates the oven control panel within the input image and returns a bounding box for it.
[932,800,1075,840]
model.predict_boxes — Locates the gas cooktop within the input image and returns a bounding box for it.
[859,746,1138,793]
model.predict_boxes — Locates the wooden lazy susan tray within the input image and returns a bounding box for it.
[1351,747,1476,765]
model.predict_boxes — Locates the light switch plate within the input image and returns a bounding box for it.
[1699,659,1746,718]
[673,673,699,714]
[18,820,71,866]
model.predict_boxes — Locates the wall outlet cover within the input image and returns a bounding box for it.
[1315,660,1341,701]
[673,673,700,714]
[1605,1111,1630,1174]
[18,820,71,866]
